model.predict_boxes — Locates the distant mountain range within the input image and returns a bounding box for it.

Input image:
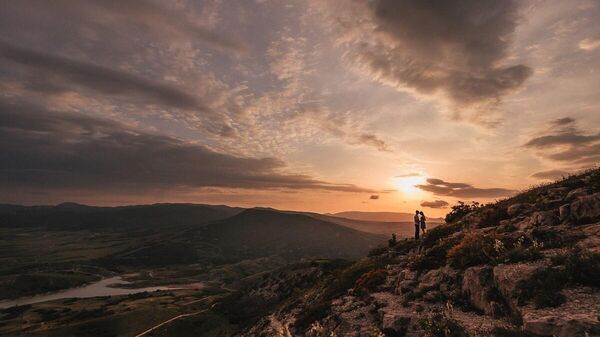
[0,203,390,268]
[329,211,444,223]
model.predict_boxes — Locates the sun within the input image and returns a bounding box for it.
[392,175,427,196]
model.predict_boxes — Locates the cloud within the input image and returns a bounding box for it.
[579,37,600,51]
[523,117,600,165]
[396,173,421,178]
[0,100,374,194]
[321,0,532,108]
[0,41,208,111]
[369,194,380,200]
[530,170,571,180]
[420,200,449,209]
[354,133,390,152]
[416,178,515,198]
[1,1,243,53]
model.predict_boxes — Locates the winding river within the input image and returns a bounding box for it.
[0,276,180,309]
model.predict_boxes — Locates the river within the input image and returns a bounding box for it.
[0,276,181,309]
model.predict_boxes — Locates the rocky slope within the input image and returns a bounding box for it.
[239,169,600,337]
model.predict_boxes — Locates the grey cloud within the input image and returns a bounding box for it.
[530,170,571,180]
[0,41,207,111]
[420,200,449,209]
[416,178,515,198]
[0,100,373,194]
[369,194,380,200]
[333,0,532,107]
[396,173,420,178]
[524,117,600,165]
[354,133,390,152]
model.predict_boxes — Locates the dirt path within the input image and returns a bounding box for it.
[133,311,202,337]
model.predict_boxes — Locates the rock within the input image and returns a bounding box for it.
[493,260,550,313]
[521,288,600,337]
[529,210,560,227]
[566,187,588,200]
[416,269,443,293]
[576,222,600,253]
[559,204,571,222]
[569,192,600,223]
[462,266,498,315]
[508,203,533,217]
[382,313,410,336]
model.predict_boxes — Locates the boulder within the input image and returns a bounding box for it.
[381,313,410,336]
[462,266,502,316]
[521,288,600,337]
[566,188,588,200]
[493,260,550,313]
[569,193,600,223]
[508,203,533,217]
[529,210,560,227]
[576,222,600,253]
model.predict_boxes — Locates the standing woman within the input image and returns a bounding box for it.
[420,211,426,235]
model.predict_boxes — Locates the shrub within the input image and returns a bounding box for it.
[477,206,510,228]
[517,248,600,308]
[445,201,481,224]
[447,233,498,269]
[419,311,468,337]
[391,239,419,255]
[368,246,388,257]
[353,269,387,296]
[421,222,463,249]
[411,237,460,271]
[448,233,543,270]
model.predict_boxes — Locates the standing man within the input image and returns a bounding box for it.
[414,210,421,240]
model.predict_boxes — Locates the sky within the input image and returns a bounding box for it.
[1,0,599,216]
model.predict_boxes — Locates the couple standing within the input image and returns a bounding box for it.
[414,210,427,240]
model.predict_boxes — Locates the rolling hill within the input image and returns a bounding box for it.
[330,210,444,223]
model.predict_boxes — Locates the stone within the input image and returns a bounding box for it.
[566,187,588,200]
[529,210,560,227]
[569,192,600,222]
[462,266,496,315]
[381,313,410,336]
[508,203,533,217]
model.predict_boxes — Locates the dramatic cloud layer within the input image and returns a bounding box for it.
[0,100,372,194]
[530,170,571,180]
[416,178,515,198]
[323,0,532,109]
[524,117,600,166]
[0,41,206,111]
[420,200,449,209]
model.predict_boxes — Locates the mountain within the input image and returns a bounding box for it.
[178,168,599,337]
[0,203,243,230]
[331,211,444,223]
[191,208,386,260]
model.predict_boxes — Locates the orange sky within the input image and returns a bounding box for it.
[1,0,599,217]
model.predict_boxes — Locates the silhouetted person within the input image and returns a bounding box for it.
[414,210,420,240]
[420,211,427,235]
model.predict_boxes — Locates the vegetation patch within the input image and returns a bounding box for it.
[421,222,464,249]
[448,233,542,270]
[353,268,387,296]
[411,237,460,271]
[419,311,469,337]
[517,248,600,308]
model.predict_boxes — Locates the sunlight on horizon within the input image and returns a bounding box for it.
[392,175,427,198]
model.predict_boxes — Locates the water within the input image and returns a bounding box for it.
[0,276,180,309]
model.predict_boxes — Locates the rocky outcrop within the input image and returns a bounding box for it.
[242,169,600,337]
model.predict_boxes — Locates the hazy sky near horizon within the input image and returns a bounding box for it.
[1,0,599,216]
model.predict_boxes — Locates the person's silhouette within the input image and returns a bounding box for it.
[414,210,420,240]
[419,211,427,235]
